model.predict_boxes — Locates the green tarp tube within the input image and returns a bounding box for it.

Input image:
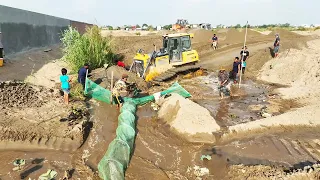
[86,79,190,180]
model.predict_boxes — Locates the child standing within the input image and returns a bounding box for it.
[242,61,247,74]
[60,68,71,105]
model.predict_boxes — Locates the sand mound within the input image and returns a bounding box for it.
[225,29,265,43]
[189,29,214,43]
[0,81,52,108]
[268,28,303,39]
[25,60,67,88]
[259,39,320,101]
[113,36,162,64]
[158,93,220,143]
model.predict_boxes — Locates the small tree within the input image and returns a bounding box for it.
[136,24,141,28]
[234,24,241,29]
[61,26,115,72]
[148,25,154,31]
[163,24,172,30]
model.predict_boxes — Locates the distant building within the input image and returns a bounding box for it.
[156,26,162,31]
[199,23,212,30]
[191,24,199,28]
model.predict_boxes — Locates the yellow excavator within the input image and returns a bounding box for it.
[129,33,200,82]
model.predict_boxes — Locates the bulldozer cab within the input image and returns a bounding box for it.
[162,34,192,62]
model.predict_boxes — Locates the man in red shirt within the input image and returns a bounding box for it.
[117,60,125,68]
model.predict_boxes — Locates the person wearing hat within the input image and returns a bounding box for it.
[112,74,129,109]
[78,63,89,90]
[218,67,231,99]
[274,33,280,58]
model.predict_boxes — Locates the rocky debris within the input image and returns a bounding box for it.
[228,164,320,180]
[158,93,220,143]
[0,81,53,108]
[189,166,209,179]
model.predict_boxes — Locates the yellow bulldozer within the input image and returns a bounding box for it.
[129,33,200,82]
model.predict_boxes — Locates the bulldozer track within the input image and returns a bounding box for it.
[219,135,320,168]
[152,64,202,83]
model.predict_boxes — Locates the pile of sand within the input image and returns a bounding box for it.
[113,36,162,64]
[25,60,67,88]
[158,93,220,143]
[268,28,303,39]
[189,29,214,43]
[259,39,320,101]
[0,81,52,108]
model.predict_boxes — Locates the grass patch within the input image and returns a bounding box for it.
[70,82,85,101]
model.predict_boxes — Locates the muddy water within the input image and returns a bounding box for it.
[126,105,230,180]
[180,74,271,128]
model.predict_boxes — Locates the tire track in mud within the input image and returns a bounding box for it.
[216,128,320,170]
[0,120,92,152]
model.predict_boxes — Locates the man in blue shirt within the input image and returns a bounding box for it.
[211,34,218,50]
[78,63,89,90]
[232,57,241,83]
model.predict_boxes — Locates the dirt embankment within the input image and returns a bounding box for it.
[0,81,91,152]
[112,35,162,65]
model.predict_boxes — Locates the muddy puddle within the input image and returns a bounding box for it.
[180,73,299,128]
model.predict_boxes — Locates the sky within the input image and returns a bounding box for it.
[1,0,319,27]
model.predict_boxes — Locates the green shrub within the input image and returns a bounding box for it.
[135,32,141,36]
[297,26,308,31]
[61,26,115,73]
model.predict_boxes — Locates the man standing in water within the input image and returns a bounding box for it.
[218,67,231,99]
[274,33,280,58]
[112,74,129,110]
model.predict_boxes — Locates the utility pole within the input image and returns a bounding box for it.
[239,21,248,88]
